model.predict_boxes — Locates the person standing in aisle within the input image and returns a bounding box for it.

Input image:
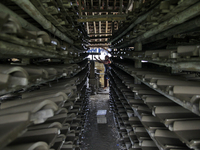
[94,55,111,90]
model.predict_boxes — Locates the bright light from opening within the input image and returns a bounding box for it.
[141,60,148,63]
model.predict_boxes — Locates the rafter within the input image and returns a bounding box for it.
[88,33,112,35]
[99,0,101,9]
[80,14,127,18]
[83,0,86,9]
[82,9,119,12]
[106,0,109,10]
[91,0,93,9]
[92,12,97,42]
[78,0,82,15]
[87,44,111,47]
[112,21,114,34]
[85,12,90,34]
[99,12,102,41]
[88,36,112,39]
[120,0,123,14]
[89,41,108,44]
[114,0,116,10]
[106,12,108,41]
[77,15,127,22]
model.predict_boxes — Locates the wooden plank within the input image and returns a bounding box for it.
[83,0,86,9]
[106,12,108,41]
[99,12,102,41]
[106,0,109,10]
[88,33,112,35]
[92,12,97,42]
[112,21,115,34]
[114,0,116,10]
[120,0,123,14]
[85,12,90,34]
[80,14,126,18]
[88,36,112,39]
[91,0,93,9]
[78,0,82,15]
[87,45,111,47]
[89,41,108,44]
[77,15,126,22]
[82,9,119,12]
[99,0,101,9]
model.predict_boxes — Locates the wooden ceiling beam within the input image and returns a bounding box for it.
[88,33,112,35]
[89,41,108,44]
[87,44,111,47]
[99,12,102,41]
[88,36,112,39]
[77,14,127,22]
[78,0,82,15]
[99,0,101,9]
[85,12,90,34]
[114,0,116,10]
[82,9,119,12]
[106,12,108,41]
[106,0,109,10]
[92,12,97,42]
[91,0,93,9]
[80,14,126,18]
[84,0,86,9]
[120,0,123,14]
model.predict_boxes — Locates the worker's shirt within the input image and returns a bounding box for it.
[104,59,111,73]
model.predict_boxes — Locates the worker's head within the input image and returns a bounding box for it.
[105,55,109,60]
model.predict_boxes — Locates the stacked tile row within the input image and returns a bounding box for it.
[0,61,89,150]
[0,59,88,96]
[109,62,200,150]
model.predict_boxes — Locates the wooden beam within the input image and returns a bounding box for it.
[112,21,115,34]
[88,36,112,39]
[114,0,116,10]
[77,15,127,22]
[99,12,101,41]
[106,12,108,41]
[83,0,86,9]
[87,45,111,47]
[82,9,119,12]
[88,33,112,35]
[99,0,101,9]
[91,0,93,9]
[78,0,82,15]
[106,0,109,10]
[93,21,96,35]
[80,14,126,18]
[120,0,123,14]
[85,12,89,34]
[89,41,108,44]
[92,12,97,42]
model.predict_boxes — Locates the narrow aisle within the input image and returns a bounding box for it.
[81,90,120,150]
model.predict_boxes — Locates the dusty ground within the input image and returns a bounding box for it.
[80,89,120,150]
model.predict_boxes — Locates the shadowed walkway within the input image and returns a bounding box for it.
[80,89,120,150]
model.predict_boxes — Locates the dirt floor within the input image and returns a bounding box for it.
[80,88,121,150]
